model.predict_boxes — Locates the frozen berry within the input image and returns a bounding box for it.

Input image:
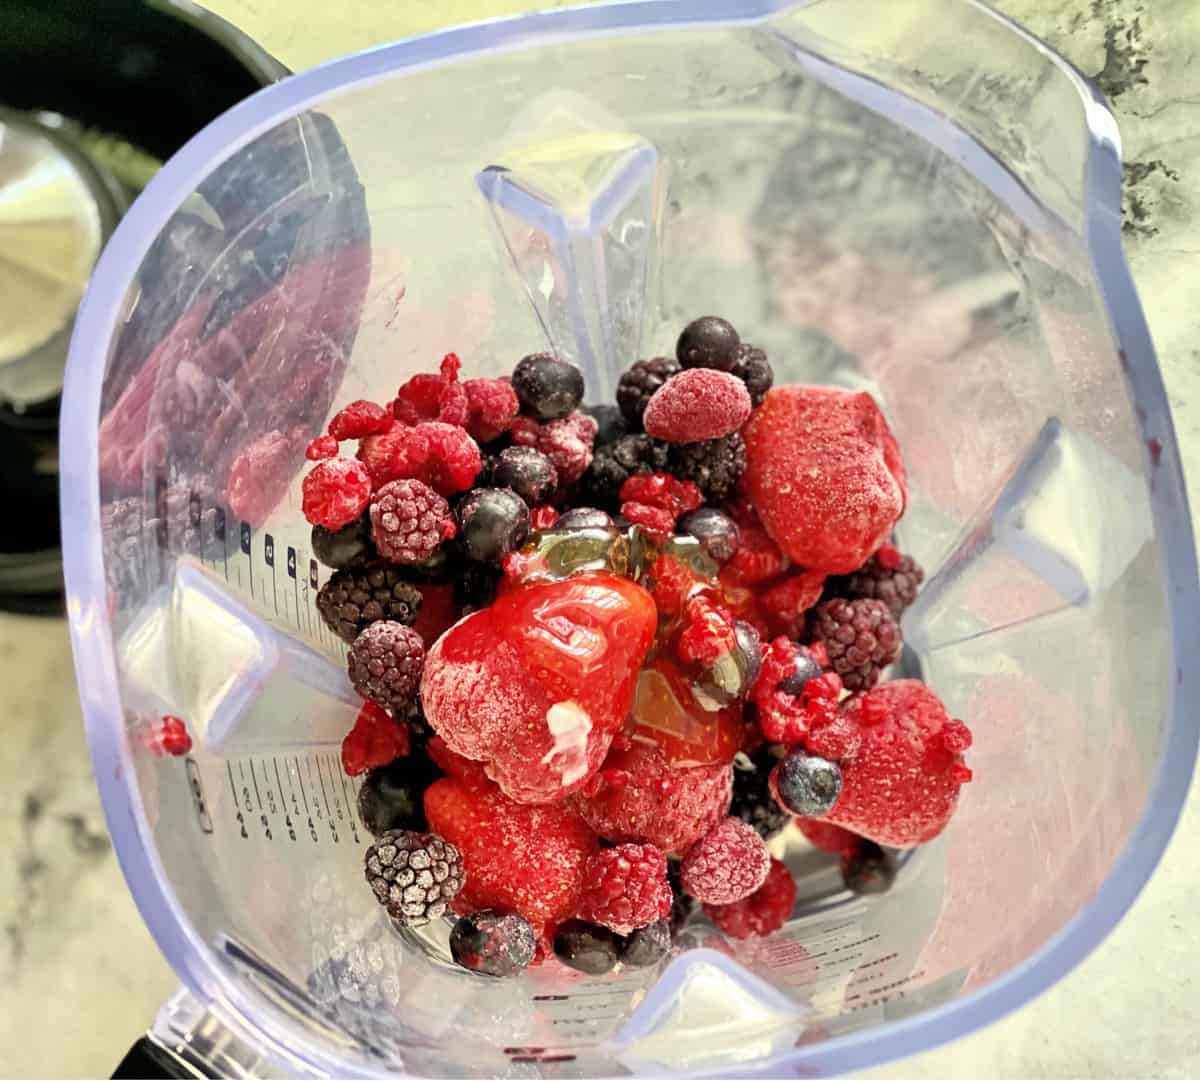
[795,818,860,856]
[306,434,339,460]
[761,571,826,640]
[463,377,520,443]
[619,472,703,521]
[669,434,746,502]
[457,488,531,564]
[678,507,739,563]
[644,369,752,444]
[734,621,764,690]
[729,344,773,407]
[359,422,481,496]
[680,817,771,904]
[572,742,731,853]
[584,403,629,446]
[730,747,789,840]
[841,840,897,895]
[452,559,502,611]
[394,353,469,427]
[778,645,824,696]
[226,429,297,527]
[770,750,842,817]
[676,316,741,372]
[341,700,410,777]
[704,857,795,939]
[836,545,925,619]
[302,456,372,530]
[317,564,422,642]
[348,621,425,710]
[512,353,585,421]
[722,517,787,587]
[330,399,392,440]
[814,598,901,691]
[742,386,905,573]
[450,911,537,977]
[363,829,464,925]
[369,478,456,565]
[158,715,192,756]
[530,506,560,530]
[356,755,440,835]
[582,433,669,509]
[578,844,672,934]
[510,412,597,486]
[311,512,373,569]
[617,356,681,426]
[555,507,614,530]
[425,775,598,934]
[553,920,621,975]
[493,446,558,505]
[618,918,671,967]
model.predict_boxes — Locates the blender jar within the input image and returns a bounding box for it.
[62,0,1198,1076]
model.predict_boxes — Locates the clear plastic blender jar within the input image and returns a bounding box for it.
[61,0,1199,1076]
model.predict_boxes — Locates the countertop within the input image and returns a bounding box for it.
[2,0,1198,1076]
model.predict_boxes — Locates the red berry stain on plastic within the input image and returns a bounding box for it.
[1148,437,1163,467]
[341,701,410,776]
[226,429,297,527]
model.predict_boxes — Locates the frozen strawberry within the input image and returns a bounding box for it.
[742,386,905,574]
[421,573,657,803]
[643,369,752,444]
[424,774,598,936]
[427,735,490,788]
[795,818,861,856]
[571,741,732,853]
[705,857,796,938]
[811,680,972,847]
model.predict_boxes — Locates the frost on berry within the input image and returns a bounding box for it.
[643,368,752,444]
[705,856,796,938]
[680,816,771,904]
[342,700,410,776]
[330,400,392,440]
[302,456,373,530]
[227,429,298,527]
[577,843,672,934]
[463,377,519,443]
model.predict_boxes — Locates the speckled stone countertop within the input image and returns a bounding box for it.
[1,1,1196,1076]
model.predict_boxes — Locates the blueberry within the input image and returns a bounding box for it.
[584,403,629,447]
[555,507,614,531]
[667,861,695,933]
[512,353,585,421]
[734,622,763,691]
[676,316,741,372]
[311,512,372,569]
[618,919,671,968]
[779,646,824,696]
[772,750,842,817]
[553,919,621,975]
[841,841,897,896]
[457,488,530,564]
[493,446,558,506]
[678,507,739,563]
[356,757,439,837]
[450,911,537,977]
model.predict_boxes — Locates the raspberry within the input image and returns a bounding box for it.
[813,598,902,692]
[341,700,410,776]
[357,422,481,495]
[302,456,373,530]
[158,715,192,756]
[363,830,465,925]
[357,425,427,488]
[421,574,658,803]
[578,844,672,934]
[616,356,681,425]
[393,353,469,427]
[348,620,425,710]
[729,343,774,407]
[742,386,905,573]
[619,472,703,519]
[622,503,674,537]
[643,369,752,444]
[750,637,842,747]
[510,412,597,485]
[317,564,423,642]
[795,818,860,856]
[645,554,701,619]
[369,478,455,564]
[760,570,826,639]
[705,857,795,939]
[833,545,925,619]
[730,747,790,840]
[330,399,392,440]
[227,429,296,527]
[424,774,598,935]
[463,377,519,443]
[723,519,787,587]
[810,680,972,847]
[667,433,746,502]
[571,741,732,853]
[530,505,560,529]
[679,817,771,904]
[677,595,739,668]
[306,434,339,460]
[581,433,670,509]
[676,316,741,372]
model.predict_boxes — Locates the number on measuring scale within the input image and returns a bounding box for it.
[287,546,297,579]
[240,521,252,555]
[309,559,319,589]
[264,534,275,568]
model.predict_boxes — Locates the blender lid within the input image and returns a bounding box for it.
[0,110,121,411]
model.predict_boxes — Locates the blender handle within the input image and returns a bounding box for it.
[112,1036,212,1079]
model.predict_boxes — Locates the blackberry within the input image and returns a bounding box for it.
[512,352,585,421]
[316,564,422,642]
[813,598,902,692]
[312,512,373,569]
[837,549,925,619]
[450,911,537,977]
[356,755,441,836]
[668,433,745,502]
[553,920,621,975]
[730,343,774,407]
[676,316,740,372]
[492,447,558,507]
[369,478,454,565]
[453,558,502,611]
[618,918,671,968]
[583,403,629,447]
[678,507,739,563]
[730,747,790,841]
[581,433,669,510]
[841,841,897,895]
[457,487,530,563]
[363,830,465,925]
[771,750,842,817]
[348,621,425,710]
[616,356,680,426]
[555,507,614,530]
